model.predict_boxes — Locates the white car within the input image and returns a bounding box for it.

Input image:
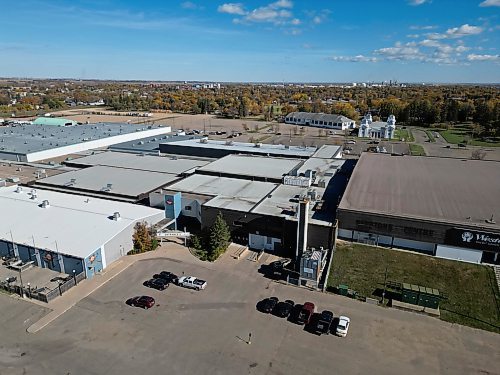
[336,316,350,337]
[346,140,356,144]
[177,276,207,291]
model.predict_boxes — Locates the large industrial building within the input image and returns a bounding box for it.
[159,138,320,159]
[337,154,500,264]
[0,185,164,279]
[284,112,356,130]
[152,149,351,255]
[35,151,208,203]
[0,122,171,162]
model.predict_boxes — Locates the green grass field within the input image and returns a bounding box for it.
[424,130,436,142]
[409,143,426,156]
[438,125,500,147]
[328,242,500,333]
[395,128,415,142]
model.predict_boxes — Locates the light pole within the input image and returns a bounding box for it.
[18,268,24,298]
[27,282,31,299]
[72,269,76,285]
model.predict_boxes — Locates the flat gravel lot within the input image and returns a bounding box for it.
[0,252,499,375]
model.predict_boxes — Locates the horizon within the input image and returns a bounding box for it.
[1,0,499,83]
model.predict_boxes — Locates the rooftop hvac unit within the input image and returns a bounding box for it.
[30,189,37,199]
[307,189,318,201]
[200,137,208,143]
[171,155,178,160]
[317,179,326,188]
[255,143,262,148]
[225,140,234,146]
[112,212,121,221]
[40,200,50,208]
[15,186,22,193]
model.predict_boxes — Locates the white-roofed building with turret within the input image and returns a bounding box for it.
[358,113,396,139]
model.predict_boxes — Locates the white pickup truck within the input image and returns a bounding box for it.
[177,276,207,290]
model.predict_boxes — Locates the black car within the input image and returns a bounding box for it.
[314,310,334,335]
[143,278,169,290]
[154,271,179,284]
[274,300,294,318]
[126,296,155,309]
[260,297,279,313]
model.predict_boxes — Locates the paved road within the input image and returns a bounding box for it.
[0,245,499,375]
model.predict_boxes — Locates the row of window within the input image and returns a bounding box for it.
[287,118,351,127]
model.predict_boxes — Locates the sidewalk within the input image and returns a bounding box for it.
[26,243,198,334]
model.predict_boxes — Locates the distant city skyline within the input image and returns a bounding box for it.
[1,0,499,83]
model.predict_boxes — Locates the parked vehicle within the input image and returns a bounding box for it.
[336,316,350,337]
[177,276,207,290]
[274,300,294,318]
[143,278,169,290]
[270,259,291,278]
[458,143,466,148]
[346,140,356,144]
[314,310,334,335]
[260,297,279,313]
[126,296,155,309]
[296,302,315,325]
[154,271,178,284]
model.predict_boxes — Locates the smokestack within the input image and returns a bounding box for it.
[296,198,309,260]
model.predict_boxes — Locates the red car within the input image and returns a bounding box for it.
[126,296,155,309]
[296,302,315,325]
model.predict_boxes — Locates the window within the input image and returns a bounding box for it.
[184,206,192,211]
[267,237,272,244]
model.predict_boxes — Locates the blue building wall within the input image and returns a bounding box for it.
[165,192,182,230]
[84,248,103,279]
[0,240,84,276]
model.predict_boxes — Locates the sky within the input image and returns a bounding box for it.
[0,0,499,83]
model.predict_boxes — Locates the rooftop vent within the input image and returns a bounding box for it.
[30,189,37,199]
[486,214,496,224]
[200,137,208,144]
[15,186,22,193]
[40,200,50,208]
[255,143,262,148]
[112,212,121,221]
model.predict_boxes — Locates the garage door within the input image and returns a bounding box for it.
[435,244,482,264]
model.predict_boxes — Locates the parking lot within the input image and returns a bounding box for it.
[0,246,499,375]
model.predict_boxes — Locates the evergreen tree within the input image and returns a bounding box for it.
[208,212,231,261]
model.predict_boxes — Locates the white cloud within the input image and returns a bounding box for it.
[467,53,500,61]
[479,0,500,7]
[374,42,423,60]
[426,24,483,40]
[410,25,437,30]
[408,0,430,5]
[218,3,246,15]
[313,16,322,24]
[330,55,378,63]
[419,39,442,47]
[445,24,483,38]
[181,1,201,10]
[224,1,297,26]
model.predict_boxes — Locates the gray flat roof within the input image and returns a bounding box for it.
[285,112,353,123]
[197,155,302,180]
[0,185,163,259]
[109,134,200,153]
[36,165,179,198]
[297,158,345,180]
[312,145,343,159]
[0,123,168,155]
[166,174,277,212]
[161,138,316,157]
[339,154,500,230]
[66,151,208,174]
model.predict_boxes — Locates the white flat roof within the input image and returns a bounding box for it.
[166,174,277,212]
[312,145,342,159]
[197,155,302,180]
[162,138,316,157]
[67,151,209,174]
[37,165,179,198]
[0,185,164,259]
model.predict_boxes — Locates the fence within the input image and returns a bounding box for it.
[0,271,86,303]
